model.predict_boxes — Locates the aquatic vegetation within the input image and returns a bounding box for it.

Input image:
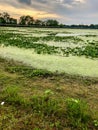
[0,27,98,58]
[0,27,98,78]
[0,46,98,77]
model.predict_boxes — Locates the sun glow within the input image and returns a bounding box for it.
[0,3,59,20]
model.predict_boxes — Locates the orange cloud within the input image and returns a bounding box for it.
[0,3,60,20]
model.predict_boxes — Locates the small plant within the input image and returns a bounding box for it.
[44,89,54,96]
[66,98,90,129]
[93,120,98,127]
[2,86,25,106]
[31,90,59,116]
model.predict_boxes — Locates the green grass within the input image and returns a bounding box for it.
[0,57,98,130]
[66,98,91,129]
[1,86,27,106]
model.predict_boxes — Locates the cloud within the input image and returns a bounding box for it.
[0,1,60,20]
[0,0,98,24]
[18,0,31,5]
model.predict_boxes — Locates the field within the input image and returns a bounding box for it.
[0,27,98,130]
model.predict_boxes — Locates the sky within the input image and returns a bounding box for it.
[0,0,98,24]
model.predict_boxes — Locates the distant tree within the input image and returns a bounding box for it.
[19,15,34,25]
[1,12,10,23]
[89,24,95,29]
[41,21,46,26]
[19,16,26,25]
[0,17,6,24]
[0,12,17,24]
[45,19,59,26]
[9,18,17,24]
[35,19,42,26]
[94,24,98,29]
[25,15,34,25]
[59,23,64,28]
[71,24,77,28]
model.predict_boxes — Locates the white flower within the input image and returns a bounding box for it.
[1,102,5,105]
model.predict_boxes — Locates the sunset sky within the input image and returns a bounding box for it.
[0,0,98,24]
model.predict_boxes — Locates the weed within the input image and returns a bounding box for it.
[93,120,98,127]
[66,98,90,129]
[31,90,59,116]
[1,86,26,106]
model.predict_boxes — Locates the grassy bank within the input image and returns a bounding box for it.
[0,57,98,130]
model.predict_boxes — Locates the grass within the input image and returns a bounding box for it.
[1,86,26,106]
[66,98,91,129]
[0,57,98,130]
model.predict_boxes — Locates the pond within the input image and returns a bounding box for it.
[56,33,87,37]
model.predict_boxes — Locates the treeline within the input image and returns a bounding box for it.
[64,24,98,29]
[0,12,59,27]
[0,12,98,29]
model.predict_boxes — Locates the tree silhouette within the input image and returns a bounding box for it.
[35,19,42,26]
[19,15,34,25]
[0,12,17,24]
[45,19,59,26]
[0,11,98,28]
